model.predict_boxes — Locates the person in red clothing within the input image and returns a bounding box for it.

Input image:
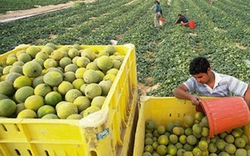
[175,14,189,26]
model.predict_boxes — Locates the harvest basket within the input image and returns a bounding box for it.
[133,96,250,155]
[189,20,195,29]
[200,97,250,138]
[0,44,138,156]
[159,17,165,27]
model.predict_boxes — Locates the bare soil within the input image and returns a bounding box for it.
[0,0,95,21]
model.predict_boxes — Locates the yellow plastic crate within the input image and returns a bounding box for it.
[0,44,138,156]
[133,96,250,155]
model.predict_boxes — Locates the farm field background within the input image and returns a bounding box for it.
[0,0,250,97]
[0,0,70,13]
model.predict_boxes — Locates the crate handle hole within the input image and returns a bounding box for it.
[45,150,49,156]
[90,150,97,156]
[27,149,32,155]
[15,124,20,132]
[15,149,21,155]
[1,124,7,131]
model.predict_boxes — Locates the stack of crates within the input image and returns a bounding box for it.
[0,44,138,156]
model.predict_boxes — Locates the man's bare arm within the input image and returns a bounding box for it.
[243,85,250,106]
[173,84,201,105]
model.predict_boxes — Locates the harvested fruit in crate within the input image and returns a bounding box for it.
[0,43,125,119]
[143,111,250,156]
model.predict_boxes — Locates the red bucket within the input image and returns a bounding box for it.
[159,17,165,27]
[199,97,250,138]
[189,20,195,29]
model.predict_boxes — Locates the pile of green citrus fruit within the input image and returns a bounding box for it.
[143,111,250,156]
[0,43,125,119]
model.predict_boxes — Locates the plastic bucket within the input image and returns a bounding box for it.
[199,97,250,138]
[189,20,195,29]
[159,17,165,27]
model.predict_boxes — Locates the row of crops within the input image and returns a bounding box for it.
[0,0,70,13]
[1,0,250,97]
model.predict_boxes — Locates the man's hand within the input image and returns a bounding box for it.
[190,95,201,105]
[243,85,250,106]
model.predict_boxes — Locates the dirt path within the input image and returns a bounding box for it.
[0,0,95,22]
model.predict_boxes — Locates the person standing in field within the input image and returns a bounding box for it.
[173,56,250,106]
[175,14,189,26]
[157,1,163,17]
[153,0,162,28]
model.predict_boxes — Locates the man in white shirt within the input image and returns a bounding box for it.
[173,57,250,105]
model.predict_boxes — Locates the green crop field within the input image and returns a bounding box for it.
[0,0,70,13]
[1,0,250,96]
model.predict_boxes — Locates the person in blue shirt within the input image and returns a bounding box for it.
[175,14,189,26]
[154,0,162,28]
[157,1,163,17]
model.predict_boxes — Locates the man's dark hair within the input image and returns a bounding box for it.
[154,0,160,4]
[189,57,210,75]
